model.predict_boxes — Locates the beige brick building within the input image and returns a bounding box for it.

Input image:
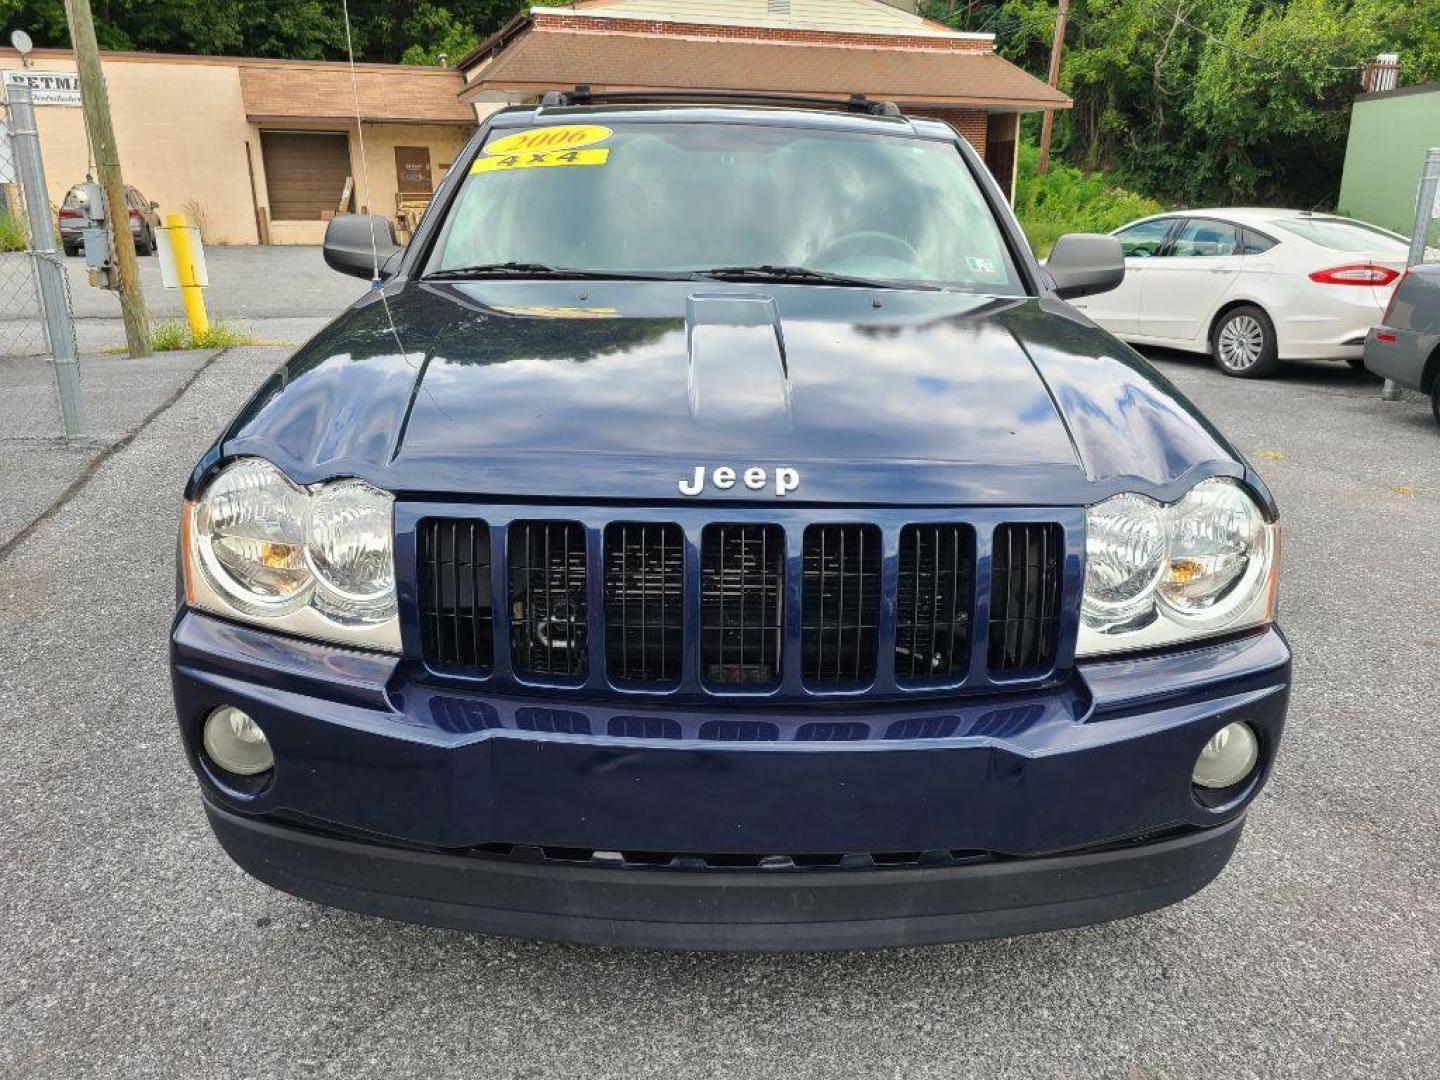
[0,50,476,245]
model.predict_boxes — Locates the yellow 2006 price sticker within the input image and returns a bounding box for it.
[471,147,609,174]
[482,123,611,154]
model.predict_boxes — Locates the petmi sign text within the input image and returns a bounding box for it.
[3,70,82,106]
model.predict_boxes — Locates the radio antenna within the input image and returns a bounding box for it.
[340,0,381,287]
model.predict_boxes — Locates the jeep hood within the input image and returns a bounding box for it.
[217,280,1244,507]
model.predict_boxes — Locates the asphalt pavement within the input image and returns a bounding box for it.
[0,246,366,356]
[0,344,1436,1079]
[0,246,361,546]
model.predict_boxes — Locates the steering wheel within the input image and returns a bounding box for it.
[812,230,920,266]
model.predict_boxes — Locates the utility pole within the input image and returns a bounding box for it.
[63,0,150,356]
[1037,0,1070,176]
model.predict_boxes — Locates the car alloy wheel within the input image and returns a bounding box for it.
[1217,315,1264,371]
[1211,306,1279,378]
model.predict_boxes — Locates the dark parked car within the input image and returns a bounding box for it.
[1364,263,1440,425]
[170,93,1289,950]
[59,182,161,256]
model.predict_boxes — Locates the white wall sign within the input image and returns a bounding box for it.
[156,225,209,289]
[3,69,83,107]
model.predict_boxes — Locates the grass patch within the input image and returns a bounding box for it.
[150,320,191,351]
[150,318,257,351]
[1013,142,1164,258]
[0,213,28,253]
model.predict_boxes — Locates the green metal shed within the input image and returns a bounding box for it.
[1338,83,1440,235]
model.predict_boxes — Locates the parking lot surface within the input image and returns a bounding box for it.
[0,247,365,356]
[1,345,1436,1078]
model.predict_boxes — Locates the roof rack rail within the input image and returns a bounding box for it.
[538,86,904,117]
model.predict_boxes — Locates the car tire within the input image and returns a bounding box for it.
[1211,306,1280,378]
[135,233,153,256]
[1431,380,1440,430]
[62,243,78,257]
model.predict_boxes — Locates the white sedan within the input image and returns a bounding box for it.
[1070,208,1410,377]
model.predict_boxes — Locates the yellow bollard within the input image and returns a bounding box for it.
[165,212,209,338]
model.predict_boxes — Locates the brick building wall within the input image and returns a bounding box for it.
[916,107,989,156]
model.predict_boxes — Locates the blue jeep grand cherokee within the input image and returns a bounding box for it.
[170,94,1289,950]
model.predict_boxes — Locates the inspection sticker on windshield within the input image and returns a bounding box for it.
[966,255,997,275]
[475,124,612,172]
[491,305,620,319]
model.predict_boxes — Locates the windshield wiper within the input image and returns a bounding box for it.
[423,262,682,282]
[693,264,923,289]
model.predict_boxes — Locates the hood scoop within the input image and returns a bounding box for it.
[685,294,793,432]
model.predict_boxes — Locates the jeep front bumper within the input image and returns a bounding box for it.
[171,611,1290,950]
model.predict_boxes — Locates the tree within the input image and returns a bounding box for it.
[0,0,527,62]
[919,0,1440,208]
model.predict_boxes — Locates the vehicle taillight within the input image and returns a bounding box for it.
[59,208,82,220]
[128,209,142,221]
[1379,269,1408,322]
[1308,263,1400,286]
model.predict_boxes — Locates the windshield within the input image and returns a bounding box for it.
[1271,217,1408,253]
[430,120,1023,293]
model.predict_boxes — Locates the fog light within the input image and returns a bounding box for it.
[202,706,274,776]
[1193,722,1258,789]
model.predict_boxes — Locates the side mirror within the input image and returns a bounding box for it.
[149,201,160,210]
[323,214,403,280]
[1047,233,1125,300]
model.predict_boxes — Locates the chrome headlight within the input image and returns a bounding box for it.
[1077,478,1278,657]
[184,457,399,652]
[193,458,310,615]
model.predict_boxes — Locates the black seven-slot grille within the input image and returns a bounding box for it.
[508,520,588,678]
[801,525,881,686]
[700,524,784,687]
[418,518,494,674]
[989,522,1063,674]
[604,523,684,686]
[895,524,975,683]
[416,517,1065,689]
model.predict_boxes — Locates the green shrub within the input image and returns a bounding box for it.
[0,212,27,253]
[150,318,257,351]
[150,320,191,351]
[191,322,258,349]
[1012,142,1165,258]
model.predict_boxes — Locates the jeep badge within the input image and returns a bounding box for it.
[678,465,799,497]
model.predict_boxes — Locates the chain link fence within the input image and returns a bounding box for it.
[0,95,54,359]
[0,87,85,441]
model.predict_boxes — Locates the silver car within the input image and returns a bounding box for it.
[1364,264,1440,426]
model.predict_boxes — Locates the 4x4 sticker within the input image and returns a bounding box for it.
[473,124,613,172]
[472,147,609,173]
